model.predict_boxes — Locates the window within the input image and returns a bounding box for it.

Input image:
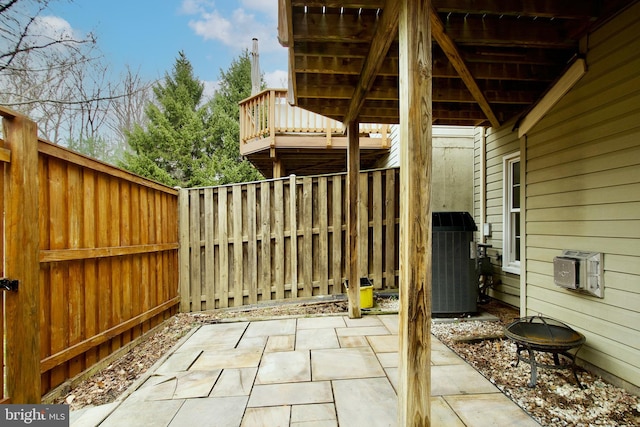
[503,153,521,274]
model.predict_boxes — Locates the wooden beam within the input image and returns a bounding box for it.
[40,243,179,263]
[346,120,361,319]
[431,0,602,20]
[398,0,432,425]
[343,0,400,125]
[430,6,501,128]
[279,0,297,105]
[3,113,41,403]
[518,58,587,137]
[437,15,576,49]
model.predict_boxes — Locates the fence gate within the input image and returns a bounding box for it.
[0,111,8,403]
[0,107,41,403]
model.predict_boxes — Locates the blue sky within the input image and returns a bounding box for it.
[47,0,289,95]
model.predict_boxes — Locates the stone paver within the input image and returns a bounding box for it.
[296,328,339,350]
[378,314,399,334]
[376,352,398,368]
[337,335,369,347]
[445,394,541,427]
[248,381,333,407]
[244,319,296,337]
[332,377,397,426]
[367,334,398,352]
[89,313,539,427]
[210,368,257,397]
[384,367,399,392]
[335,326,390,336]
[173,370,221,399]
[237,335,268,350]
[255,350,311,384]
[297,316,346,330]
[431,396,465,426]
[343,315,383,327]
[189,348,263,370]
[99,399,184,427]
[265,334,295,352]
[176,323,248,352]
[312,347,386,380]
[431,338,466,366]
[432,364,501,396]
[169,396,247,427]
[70,402,118,427]
[154,350,202,374]
[290,403,337,425]
[124,375,177,402]
[242,406,290,427]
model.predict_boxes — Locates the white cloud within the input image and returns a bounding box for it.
[179,0,215,15]
[240,0,278,20]
[30,15,77,41]
[202,79,220,100]
[264,69,288,88]
[182,0,281,53]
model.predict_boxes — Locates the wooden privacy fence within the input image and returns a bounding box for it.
[0,107,179,402]
[179,168,400,312]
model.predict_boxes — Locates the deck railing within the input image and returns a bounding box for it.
[239,89,390,151]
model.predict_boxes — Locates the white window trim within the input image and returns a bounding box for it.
[502,152,521,275]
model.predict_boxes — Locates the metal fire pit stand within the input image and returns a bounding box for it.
[505,316,586,389]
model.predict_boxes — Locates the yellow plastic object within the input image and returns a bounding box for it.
[360,285,374,309]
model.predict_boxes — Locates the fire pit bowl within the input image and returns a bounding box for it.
[505,316,585,388]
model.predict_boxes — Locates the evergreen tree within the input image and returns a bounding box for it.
[191,50,263,186]
[122,50,262,187]
[122,51,210,187]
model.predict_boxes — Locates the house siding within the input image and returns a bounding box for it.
[379,125,475,212]
[473,121,521,307]
[524,4,640,387]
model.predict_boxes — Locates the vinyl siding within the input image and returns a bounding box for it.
[377,125,475,212]
[523,3,640,387]
[473,121,521,307]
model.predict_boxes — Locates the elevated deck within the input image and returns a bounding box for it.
[239,89,391,178]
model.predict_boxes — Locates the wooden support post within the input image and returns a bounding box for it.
[346,120,361,319]
[273,158,283,179]
[398,0,432,425]
[3,112,41,403]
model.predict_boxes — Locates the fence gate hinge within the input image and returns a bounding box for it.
[0,278,18,292]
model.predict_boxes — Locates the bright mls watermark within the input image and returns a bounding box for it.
[1,405,68,426]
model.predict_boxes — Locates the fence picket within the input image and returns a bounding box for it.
[218,187,229,308]
[274,180,285,299]
[359,172,369,278]
[332,175,343,294]
[179,168,400,310]
[232,185,243,306]
[204,188,215,310]
[247,185,258,304]
[318,176,328,295]
[302,177,313,297]
[189,189,201,311]
[260,182,272,300]
[385,170,397,289]
[373,171,383,288]
[289,175,298,298]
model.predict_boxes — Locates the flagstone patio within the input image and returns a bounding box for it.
[70,314,540,427]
